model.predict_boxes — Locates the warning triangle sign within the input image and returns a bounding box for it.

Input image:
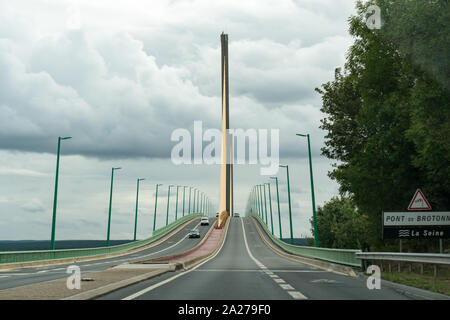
[408,189,432,211]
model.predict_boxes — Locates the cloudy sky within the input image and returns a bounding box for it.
[0,0,358,241]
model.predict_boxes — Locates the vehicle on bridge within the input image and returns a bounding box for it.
[188,229,200,238]
[200,217,209,225]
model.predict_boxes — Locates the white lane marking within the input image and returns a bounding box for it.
[288,291,307,300]
[280,284,294,290]
[122,221,230,300]
[240,218,308,300]
[274,278,286,284]
[37,270,48,273]
[0,275,9,278]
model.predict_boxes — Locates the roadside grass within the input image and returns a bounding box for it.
[367,262,450,296]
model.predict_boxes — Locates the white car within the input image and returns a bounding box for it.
[200,217,209,225]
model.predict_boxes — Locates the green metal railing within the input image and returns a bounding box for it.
[0,213,202,265]
[249,213,362,268]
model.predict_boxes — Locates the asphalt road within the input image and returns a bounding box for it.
[99,217,412,300]
[0,217,212,290]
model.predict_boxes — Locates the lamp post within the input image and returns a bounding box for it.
[50,136,72,250]
[296,133,319,247]
[196,189,200,212]
[192,188,197,213]
[133,178,145,241]
[263,184,268,225]
[175,185,180,220]
[153,184,162,231]
[182,186,187,217]
[106,167,121,246]
[166,185,174,226]
[265,182,274,235]
[270,177,282,240]
[188,187,193,214]
[280,165,294,245]
[258,185,264,220]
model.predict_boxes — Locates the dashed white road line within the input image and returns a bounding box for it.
[240,218,307,300]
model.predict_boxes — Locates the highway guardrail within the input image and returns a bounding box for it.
[250,213,362,268]
[0,213,202,265]
[356,252,450,276]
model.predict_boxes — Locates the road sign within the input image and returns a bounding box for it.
[383,226,450,239]
[408,189,431,211]
[382,211,450,239]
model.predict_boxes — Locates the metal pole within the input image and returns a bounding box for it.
[188,187,192,214]
[153,184,161,231]
[134,178,144,241]
[175,186,179,220]
[263,184,268,225]
[107,167,121,246]
[297,134,319,247]
[266,183,274,235]
[271,177,282,240]
[258,185,264,220]
[50,136,71,250]
[182,186,186,217]
[280,165,294,244]
[166,185,173,226]
[193,189,196,213]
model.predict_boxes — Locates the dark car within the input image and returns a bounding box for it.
[216,212,219,217]
[234,213,240,217]
[188,229,200,238]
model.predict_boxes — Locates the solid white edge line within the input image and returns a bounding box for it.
[241,218,308,300]
[121,219,230,300]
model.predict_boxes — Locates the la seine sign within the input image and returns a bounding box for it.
[382,211,450,239]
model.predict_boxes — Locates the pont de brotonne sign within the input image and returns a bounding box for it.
[382,189,450,239]
[382,211,450,239]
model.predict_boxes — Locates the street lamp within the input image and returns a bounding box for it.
[258,185,264,220]
[270,177,282,240]
[280,165,294,245]
[153,184,163,231]
[265,182,274,235]
[50,136,72,250]
[133,178,145,241]
[107,167,121,247]
[188,187,193,214]
[262,184,268,225]
[175,185,180,220]
[296,133,319,247]
[182,186,187,217]
[166,185,174,226]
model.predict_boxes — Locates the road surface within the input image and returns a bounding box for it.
[98,217,410,300]
[0,217,212,290]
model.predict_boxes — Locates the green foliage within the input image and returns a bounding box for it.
[311,196,370,250]
[315,0,450,250]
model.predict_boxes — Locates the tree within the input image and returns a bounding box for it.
[315,0,450,250]
[311,196,370,250]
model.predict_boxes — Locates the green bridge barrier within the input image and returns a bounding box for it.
[249,213,362,268]
[0,213,202,265]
